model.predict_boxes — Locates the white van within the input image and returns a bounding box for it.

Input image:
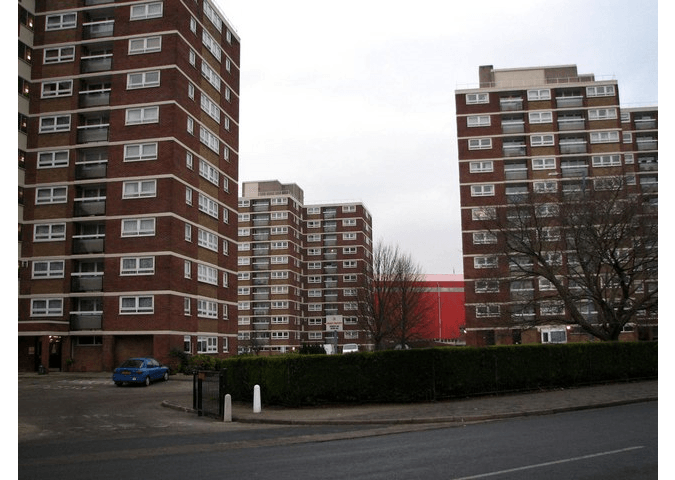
[342,343,359,354]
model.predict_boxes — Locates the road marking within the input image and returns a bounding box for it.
[451,446,645,479]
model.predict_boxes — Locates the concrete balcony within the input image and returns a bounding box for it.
[71,275,103,292]
[74,199,106,217]
[70,313,102,330]
[72,237,105,254]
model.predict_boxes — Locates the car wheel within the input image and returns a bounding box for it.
[144,376,151,387]
[163,372,169,382]
[115,382,123,387]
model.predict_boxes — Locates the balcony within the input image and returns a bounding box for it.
[72,236,104,254]
[559,139,587,154]
[252,274,269,285]
[556,95,583,108]
[324,263,338,274]
[323,209,337,219]
[500,97,523,111]
[557,117,585,131]
[502,142,526,157]
[71,274,103,292]
[253,216,270,226]
[74,198,106,216]
[79,85,111,108]
[252,261,269,271]
[636,137,657,151]
[252,202,270,212]
[70,313,102,330]
[81,53,112,73]
[638,157,658,171]
[325,277,338,288]
[634,118,657,130]
[504,163,528,180]
[75,162,107,179]
[501,119,525,134]
[323,222,337,232]
[77,124,109,143]
[252,321,269,330]
[323,236,337,246]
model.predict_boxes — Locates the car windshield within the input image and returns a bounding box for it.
[119,359,143,368]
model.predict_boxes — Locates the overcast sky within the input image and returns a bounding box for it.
[216,0,659,275]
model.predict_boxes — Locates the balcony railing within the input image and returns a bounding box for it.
[634,118,657,130]
[557,118,585,131]
[71,274,103,292]
[79,88,111,107]
[81,54,112,73]
[70,313,103,330]
[636,138,657,151]
[74,198,106,216]
[503,144,526,157]
[556,96,583,108]
[77,124,109,143]
[501,120,524,134]
[500,98,523,111]
[72,236,104,254]
[75,162,107,179]
[559,140,587,154]
[83,20,114,39]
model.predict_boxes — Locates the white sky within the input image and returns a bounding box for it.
[215,0,659,275]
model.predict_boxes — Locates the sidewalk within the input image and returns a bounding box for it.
[174,379,658,426]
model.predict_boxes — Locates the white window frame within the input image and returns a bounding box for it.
[527,89,551,101]
[198,193,219,219]
[128,36,162,54]
[586,85,615,97]
[476,305,500,317]
[588,108,617,121]
[201,62,221,91]
[202,31,222,61]
[198,229,219,251]
[468,138,492,150]
[200,93,221,123]
[474,256,498,269]
[528,111,553,124]
[471,184,495,197]
[197,264,218,285]
[34,223,66,242]
[31,298,64,317]
[469,161,493,173]
[121,218,155,237]
[122,180,157,199]
[592,154,621,167]
[35,186,67,204]
[46,12,77,31]
[120,295,154,314]
[472,232,497,245]
[199,158,220,185]
[199,126,220,153]
[41,80,73,98]
[43,46,75,64]
[38,150,69,168]
[130,2,163,20]
[124,143,158,162]
[532,157,555,170]
[197,300,218,319]
[590,131,620,144]
[120,256,155,275]
[32,260,65,279]
[125,106,159,125]
[466,93,489,104]
[467,115,490,127]
[127,71,160,89]
[39,115,71,133]
[530,134,554,146]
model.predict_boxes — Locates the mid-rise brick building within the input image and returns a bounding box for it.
[18,0,240,372]
[456,65,657,346]
[237,181,373,354]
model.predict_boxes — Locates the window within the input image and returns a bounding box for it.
[120,256,155,275]
[466,93,489,104]
[189,49,196,66]
[41,80,73,98]
[188,83,195,99]
[342,219,357,227]
[541,302,565,316]
[469,161,493,173]
[198,229,218,251]
[592,155,621,167]
[35,186,67,204]
[476,305,500,317]
[121,218,155,236]
[528,111,552,124]
[203,1,223,31]
[130,2,163,20]
[34,223,66,242]
[31,298,63,316]
[527,89,551,101]
[202,31,222,61]
[46,13,77,30]
[198,300,218,318]
[588,108,617,120]
[471,184,494,197]
[44,46,75,64]
[532,157,555,170]
[199,158,220,185]
[124,143,157,161]
[586,85,615,97]
[473,232,497,245]
[200,94,221,123]
[343,233,357,240]
[472,207,496,221]
[123,180,156,198]
[128,36,162,54]
[468,138,492,150]
[126,106,159,125]
[127,71,160,89]
[120,296,154,314]
[39,115,70,133]
[622,132,632,144]
[533,181,557,193]
[32,260,65,278]
[38,150,69,168]
[535,204,559,217]
[199,126,220,153]
[201,62,221,91]
[475,280,499,293]
[531,134,554,146]
[590,131,619,144]
[474,256,497,269]
[198,193,219,219]
[467,115,490,127]
[197,264,218,285]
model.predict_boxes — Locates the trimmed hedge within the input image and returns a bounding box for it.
[216,342,657,407]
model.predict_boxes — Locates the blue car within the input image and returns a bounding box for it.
[112,357,169,386]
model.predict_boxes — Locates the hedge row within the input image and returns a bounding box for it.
[213,342,657,407]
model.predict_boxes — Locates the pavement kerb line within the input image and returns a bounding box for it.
[161,395,657,426]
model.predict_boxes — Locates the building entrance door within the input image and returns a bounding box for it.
[48,336,62,371]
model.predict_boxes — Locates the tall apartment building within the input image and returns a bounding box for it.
[456,65,657,347]
[238,181,373,355]
[18,0,240,372]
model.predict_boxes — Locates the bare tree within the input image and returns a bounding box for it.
[357,242,433,349]
[485,177,657,341]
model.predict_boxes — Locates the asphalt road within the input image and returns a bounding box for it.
[18,375,658,479]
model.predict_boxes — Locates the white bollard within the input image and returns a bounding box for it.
[253,384,261,413]
[223,394,232,422]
